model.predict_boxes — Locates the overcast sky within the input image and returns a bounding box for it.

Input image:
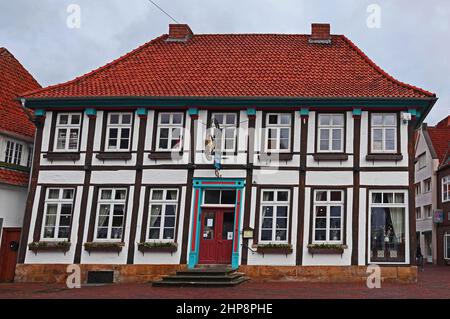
[1,0,448,124]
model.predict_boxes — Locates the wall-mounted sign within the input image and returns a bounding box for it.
[242,227,254,239]
[434,209,444,224]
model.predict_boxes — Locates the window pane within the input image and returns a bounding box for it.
[99,205,110,216]
[277,191,288,202]
[173,113,182,124]
[44,227,55,238]
[329,230,341,241]
[59,215,71,227]
[316,206,326,217]
[275,230,287,241]
[48,189,60,199]
[45,215,56,227]
[330,191,341,201]
[110,114,119,124]
[111,228,122,239]
[115,190,126,200]
[109,128,118,139]
[277,206,288,217]
[60,204,72,215]
[165,205,176,216]
[221,190,236,204]
[121,114,131,124]
[152,190,163,200]
[159,139,168,149]
[319,115,330,126]
[58,227,70,239]
[267,128,277,139]
[225,114,235,124]
[101,189,112,200]
[164,216,175,227]
[280,138,289,150]
[262,206,273,217]
[262,217,272,228]
[204,190,220,204]
[372,114,383,125]
[150,205,162,216]
[372,193,382,203]
[280,114,290,125]
[261,230,272,241]
[149,228,160,239]
[120,138,129,149]
[383,193,393,203]
[384,114,396,125]
[315,218,326,229]
[213,114,223,124]
[160,114,170,124]
[315,230,326,241]
[112,216,123,227]
[166,190,178,200]
[71,114,80,125]
[315,191,327,201]
[163,228,175,239]
[268,115,278,124]
[332,115,343,126]
[62,189,74,199]
[113,204,125,215]
[59,115,69,125]
[330,206,341,217]
[395,193,404,203]
[262,191,274,202]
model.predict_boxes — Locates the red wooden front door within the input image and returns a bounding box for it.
[0,228,21,282]
[199,210,234,264]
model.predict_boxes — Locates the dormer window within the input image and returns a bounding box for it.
[54,113,81,151]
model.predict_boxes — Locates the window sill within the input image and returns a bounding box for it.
[313,153,349,161]
[96,152,132,160]
[365,154,403,161]
[43,152,81,161]
[259,153,293,161]
[149,152,182,160]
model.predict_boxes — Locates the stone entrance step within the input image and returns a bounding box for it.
[152,265,249,287]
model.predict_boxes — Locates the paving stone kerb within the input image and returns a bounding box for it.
[15,264,417,284]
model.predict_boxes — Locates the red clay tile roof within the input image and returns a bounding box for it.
[0,48,41,138]
[426,119,450,165]
[0,168,29,187]
[22,33,434,99]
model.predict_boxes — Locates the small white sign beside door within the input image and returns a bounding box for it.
[227,232,233,240]
[207,218,214,227]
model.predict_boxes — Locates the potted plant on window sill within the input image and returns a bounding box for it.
[137,242,178,255]
[307,244,347,256]
[28,241,71,255]
[256,243,293,255]
[84,241,125,255]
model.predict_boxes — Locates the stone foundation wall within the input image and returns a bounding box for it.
[15,264,417,284]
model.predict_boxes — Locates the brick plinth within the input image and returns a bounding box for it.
[15,264,417,284]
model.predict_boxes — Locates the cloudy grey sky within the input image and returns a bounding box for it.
[1,0,448,124]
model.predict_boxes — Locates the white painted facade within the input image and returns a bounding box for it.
[22,109,414,268]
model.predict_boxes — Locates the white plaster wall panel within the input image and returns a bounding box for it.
[40,111,53,152]
[305,171,353,186]
[40,153,86,166]
[93,111,104,152]
[134,186,187,264]
[142,169,187,184]
[306,155,354,168]
[238,110,248,152]
[237,183,247,265]
[144,153,190,166]
[38,170,85,184]
[195,110,207,155]
[346,112,354,153]
[0,184,27,227]
[248,187,298,266]
[253,169,299,185]
[24,186,42,263]
[81,186,94,244]
[195,152,247,166]
[360,111,409,167]
[302,188,352,266]
[26,186,83,264]
[254,111,263,153]
[194,170,246,179]
[306,111,316,154]
[90,170,136,185]
[144,110,155,151]
[360,171,408,186]
[79,113,89,152]
[358,188,367,265]
[81,186,134,264]
[92,153,137,166]
[131,112,140,152]
[293,112,301,152]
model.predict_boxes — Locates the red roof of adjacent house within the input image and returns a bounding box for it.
[0,168,30,187]
[426,116,450,165]
[0,48,41,138]
[22,31,434,99]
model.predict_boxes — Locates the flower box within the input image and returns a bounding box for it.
[137,242,178,255]
[84,242,125,255]
[257,244,293,255]
[307,244,346,256]
[28,241,71,254]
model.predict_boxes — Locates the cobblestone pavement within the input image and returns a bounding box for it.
[0,265,449,299]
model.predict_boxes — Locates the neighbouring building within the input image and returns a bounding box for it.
[0,48,41,282]
[16,24,437,283]
[414,116,450,264]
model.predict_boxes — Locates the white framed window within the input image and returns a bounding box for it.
[156,112,183,151]
[313,190,344,243]
[210,113,237,152]
[95,188,127,241]
[41,188,74,240]
[442,176,450,202]
[415,207,421,220]
[265,113,291,153]
[106,113,132,151]
[424,205,432,219]
[27,146,33,167]
[203,189,236,206]
[371,113,397,153]
[147,189,179,241]
[416,153,426,171]
[317,114,344,152]
[424,178,432,193]
[4,140,23,165]
[445,234,450,260]
[259,189,290,243]
[54,113,81,151]
[369,190,407,262]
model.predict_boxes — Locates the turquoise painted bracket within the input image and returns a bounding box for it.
[352,108,362,116]
[85,108,97,116]
[246,108,256,116]
[136,108,147,116]
[188,108,199,116]
[299,108,309,116]
[188,178,246,270]
[35,109,46,117]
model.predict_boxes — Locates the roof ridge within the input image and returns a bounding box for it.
[339,35,435,98]
[0,47,41,90]
[22,34,167,98]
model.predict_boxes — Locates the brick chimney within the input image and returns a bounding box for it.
[309,23,331,44]
[167,24,193,42]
